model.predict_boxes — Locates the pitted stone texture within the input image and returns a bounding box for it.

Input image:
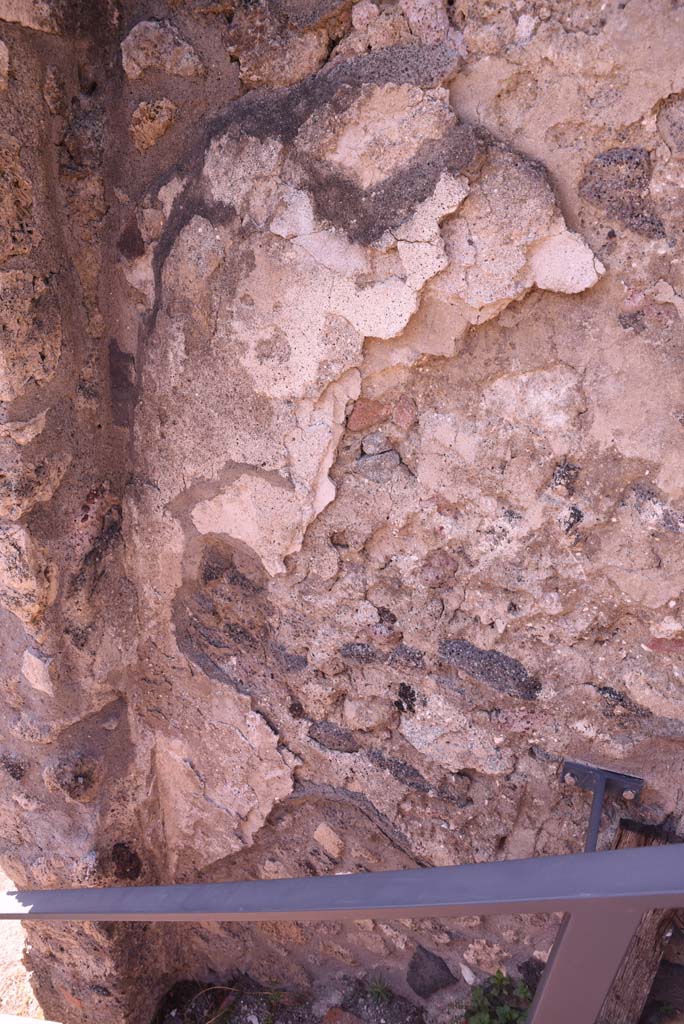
[0,272,61,402]
[154,688,295,872]
[0,524,54,625]
[579,147,665,239]
[0,41,8,90]
[121,19,203,80]
[0,411,46,445]
[0,135,37,264]
[439,640,540,700]
[399,691,515,775]
[296,84,454,189]
[0,0,60,33]
[130,98,177,151]
[0,446,69,520]
[134,52,599,582]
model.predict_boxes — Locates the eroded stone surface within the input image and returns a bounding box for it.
[0,411,47,445]
[226,3,331,89]
[0,272,61,402]
[121,19,203,80]
[0,0,60,33]
[21,648,53,695]
[2,2,684,1023]
[154,688,295,871]
[129,97,176,151]
[0,135,36,264]
[0,40,8,90]
[0,525,54,624]
[135,62,601,581]
[0,446,69,520]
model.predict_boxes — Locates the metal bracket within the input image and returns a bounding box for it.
[562,760,645,852]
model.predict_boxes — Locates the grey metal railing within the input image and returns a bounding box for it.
[2,844,683,1023]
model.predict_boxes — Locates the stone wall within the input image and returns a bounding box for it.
[0,0,683,1021]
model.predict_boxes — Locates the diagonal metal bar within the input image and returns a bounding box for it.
[528,909,642,1024]
[0,846,683,923]
[585,773,607,853]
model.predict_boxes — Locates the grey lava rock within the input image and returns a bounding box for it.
[356,450,401,483]
[438,639,541,700]
[406,945,456,999]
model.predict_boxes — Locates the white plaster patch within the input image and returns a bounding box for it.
[290,368,361,518]
[293,230,370,277]
[203,135,284,225]
[191,474,305,575]
[400,692,515,775]
[529,228,604,293]
[270,187,316,239]
[431,154,604,323]
[313,823,344,859]
[296,83,454,188]
[483,365,584,445]
[154,690,294,872]
[21,648,52,695]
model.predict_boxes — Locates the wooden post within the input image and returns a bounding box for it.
[596,822,679,1024]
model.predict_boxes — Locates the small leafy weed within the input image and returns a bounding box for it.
[464,971,532,1024]
[367,976,392,1004]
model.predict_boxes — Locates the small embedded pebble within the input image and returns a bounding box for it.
[356,450,400,483]
[361,431,390,455]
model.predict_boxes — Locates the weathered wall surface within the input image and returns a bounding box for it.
[0,0,683,1021]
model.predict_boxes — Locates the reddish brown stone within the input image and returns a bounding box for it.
[347,398,390,432]
[323,1009,364,1024]
[392,393,418,430]
[647,637,684,653]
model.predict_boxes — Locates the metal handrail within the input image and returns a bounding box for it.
[2,845,683,1023]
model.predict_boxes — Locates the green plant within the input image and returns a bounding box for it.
[464,971,532,1024]
[264,989,286,1024]
[367,976,392,1004]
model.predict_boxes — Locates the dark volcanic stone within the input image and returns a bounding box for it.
[407,945,456,998]
[618,310,646,333]
[389,643,424,668]
[356,450,401,483]
[518,955,545,994]
[438,639,540,699]
[579,147,665,238]
[367,749,431,793]
[309,721,360,753]
[394,681,417,713]
[339,642,382,663]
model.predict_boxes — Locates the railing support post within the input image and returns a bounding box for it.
[527,908,642,1024]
